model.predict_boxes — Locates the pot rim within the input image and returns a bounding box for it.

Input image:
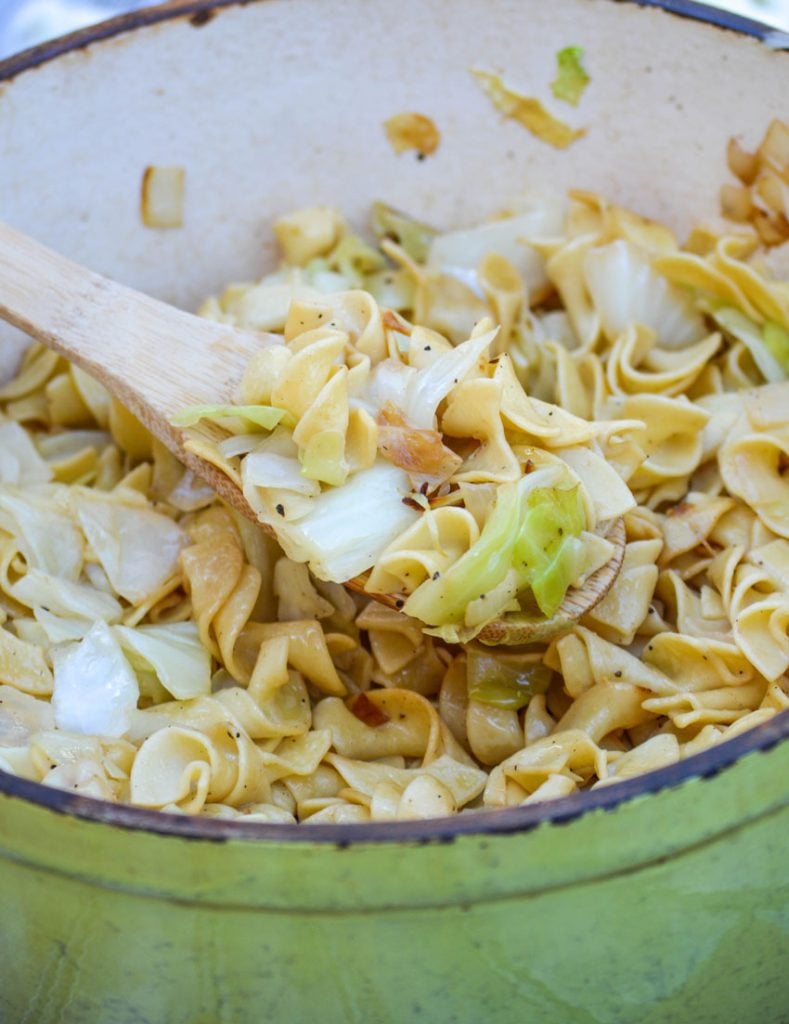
[0,0,786,845]
[0,0,784,82]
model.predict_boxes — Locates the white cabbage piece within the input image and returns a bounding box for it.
[403,327,497,429]
[359,358,416,416]
[427,195,567,299]
[114,622,211,700]
[0,422,52,485]
[73,494,185,603]
[242,452,320,496]
[12,567,123,621]
[273,459,420,582]
[0,486,83,580]
[52,621,139,738]
[36,430,112,463]
[583,240,706,349]
[34,609,92,644]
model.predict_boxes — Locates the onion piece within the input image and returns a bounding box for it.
[140,165,185,229]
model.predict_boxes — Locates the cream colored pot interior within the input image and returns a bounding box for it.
[0,0,787,356]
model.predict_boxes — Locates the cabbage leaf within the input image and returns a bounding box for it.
[52,621,139,738]
[551,46,589,106]
[371,202,437,263]
[403,465,583,632]
[171,404,286,431]
[0,487,83,581]
[74,494,185,603]
[274,459,420,582]
[13,568,123,622]
[0,422,52,486]
[467,649,552,709]
[711,306,788,382]
[583,240,707,349]
[114,622,211,700]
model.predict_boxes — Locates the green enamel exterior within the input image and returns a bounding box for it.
[1,739,787,1024]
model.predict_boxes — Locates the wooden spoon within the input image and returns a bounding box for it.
[0,222,624,643]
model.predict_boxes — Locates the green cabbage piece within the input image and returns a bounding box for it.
[299,429,348,487]
[711,307,787,382]
[512,485,586,617]
[171,404,286,430]
[763,321,789,375]
[466,649,552,710]
[551,46,590,106]
[403,470,586,628]
[371,202,437,263]
[306,233,386,289]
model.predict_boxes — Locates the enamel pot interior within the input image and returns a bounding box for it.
[0,2,788,1022]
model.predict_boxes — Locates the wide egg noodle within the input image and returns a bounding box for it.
[0,186,788,824]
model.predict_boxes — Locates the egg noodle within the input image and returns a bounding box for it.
[0,165,787,822]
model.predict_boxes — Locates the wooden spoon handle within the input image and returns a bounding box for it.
[0,221,271,454]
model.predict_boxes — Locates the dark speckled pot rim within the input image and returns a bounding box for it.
[0,0,786,82]
[0,0,787,844]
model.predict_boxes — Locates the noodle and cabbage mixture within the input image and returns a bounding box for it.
[1,134,788,823]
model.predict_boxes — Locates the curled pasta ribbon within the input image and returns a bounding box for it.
[658,493,735,567]
[554,681,652,740]
[326,752,487,817]
[719,404,789,539]
[478,252,525,354]
[542,234,602,351]
[600,394,710,491]
[596,734,680,787]
[494,354,597,448]
[546,343,597,421]
[314,687,469,765]
[442,377,521,482]
[642,631,756,693]
[355,603,446,697]
[545,626,677,697]
[656,232,789,328]
[0,623,53,696]
[130,702,270,811]
[709,541,789,680]
[709,500,777,552]
[581,538,661,645]
[366,506,479,594]
[605,325,721,397]
[271,329,347,415]
[181,515,261,681]
[214,671,312,740]
[656,571,731,641]
[466,699,524,767]
[484,730,608,807]
[0,344,62,404]
[200,802,297,824]
[273,557,335,621]
[568,189,680,255]
[641,678,768,730]
[130,695,333,812]
[239,621,346,696]
[26,730,135,802]
[301,290,388,363]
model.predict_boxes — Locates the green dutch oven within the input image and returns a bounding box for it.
[0,1,787,1021]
